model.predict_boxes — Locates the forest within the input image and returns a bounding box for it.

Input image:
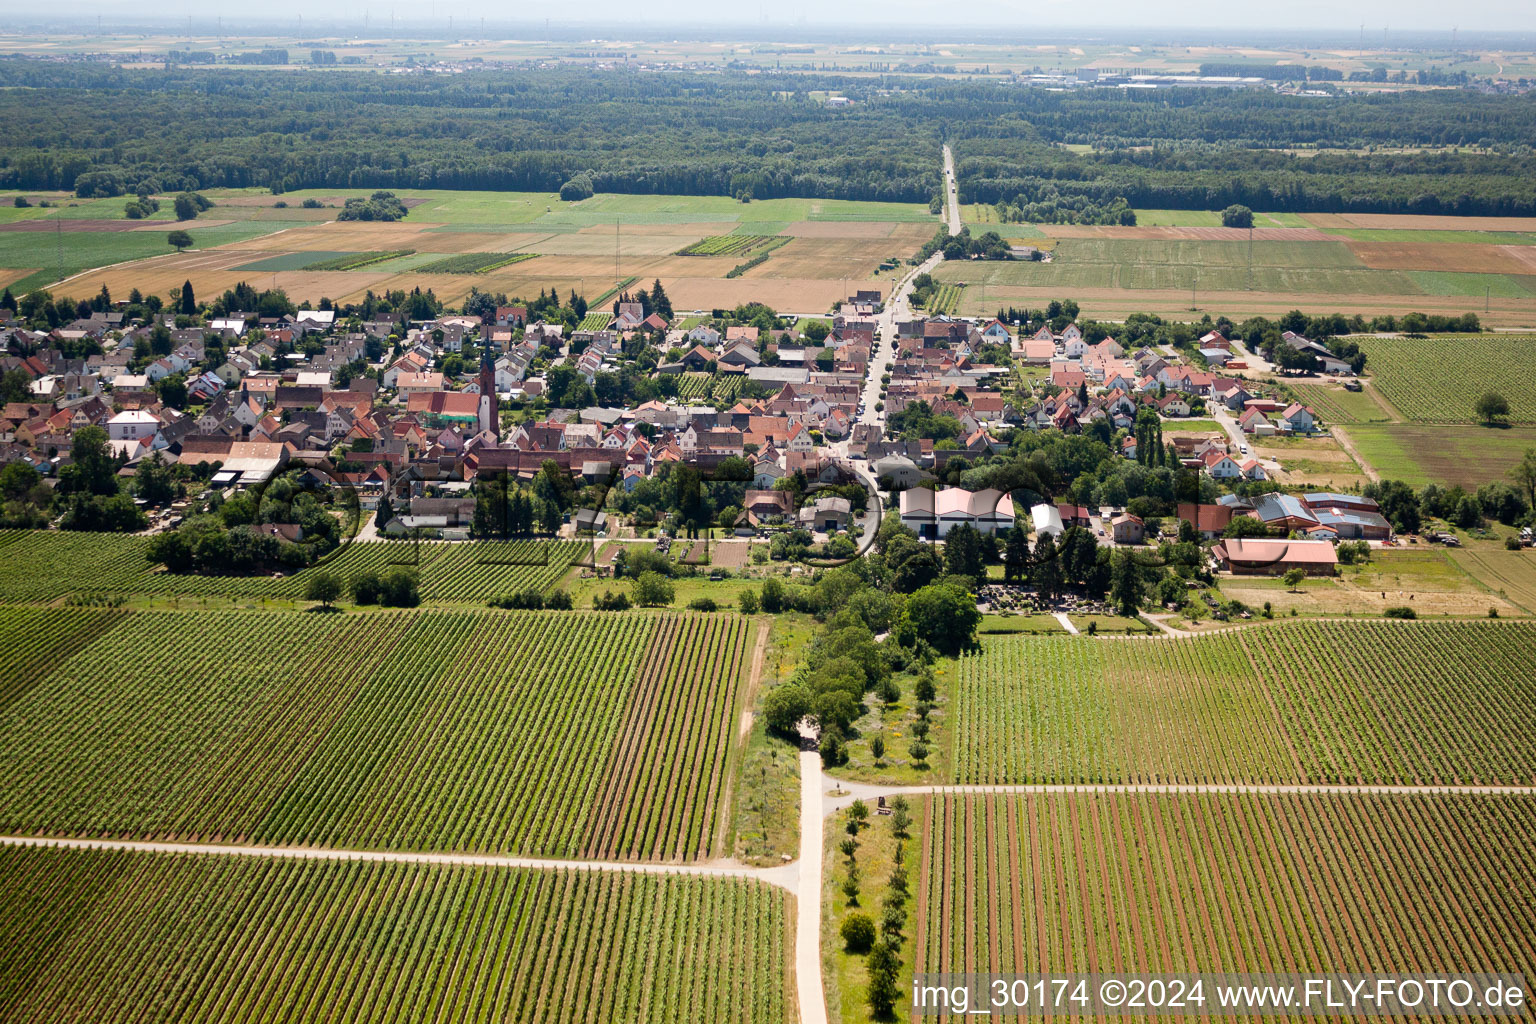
[0,61,1533,214]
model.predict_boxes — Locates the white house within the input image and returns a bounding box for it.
[900,487,1016,539]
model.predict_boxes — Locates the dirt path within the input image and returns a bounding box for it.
[0,834,800,889]
[1052,611,1080,635]
[1330,425,1382,483]
[822,779,1536,818]
[738,616,771,742]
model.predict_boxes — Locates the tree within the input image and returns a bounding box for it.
[903,582,980,656]
[1110,550,1143,616]
[173,193,199,221]
[1221,204,1255,228]
[840,914,875,953]
[305,572,342,610]
[738,588,759,614]
[761,681,812,736]
[167,230,193,252]
[1281,567,1306,592]
[866,941,901,1018]
[1030,533,1064,603]
[58,425,118,496]
[632,570,674,607]
[1510,448,1536,512]
[179,280,196,315]
[1223,515,1271,539]
[1475,392,1510,426]
[134,453,175,507]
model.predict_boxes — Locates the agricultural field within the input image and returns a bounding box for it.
[32,187,937,314]
[1341,424,1536,489]
[1219,548,1519,618]
[931,235,1536,326]
[676,234,788,258]
[920,282,965,316]
[1284,382,1393,424]
[0,608,754,859]
[1251,435,1369,490]
[0,533,580,605]
[414,251,540,274]
[1451,547,1536,614]
[0,845,791,1024]
[913,791,1536,1009]
[950,622,1536,785]
[577,311,613,331]
[1354,335,1536,423]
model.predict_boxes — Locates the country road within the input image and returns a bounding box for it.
[942,143,961,233]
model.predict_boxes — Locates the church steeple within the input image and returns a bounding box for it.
[478,342,498,442]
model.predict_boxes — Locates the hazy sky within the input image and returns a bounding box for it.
[8,0,1536,33]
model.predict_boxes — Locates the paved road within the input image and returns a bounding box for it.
[942,144,962,234]
[795,747,829,1024]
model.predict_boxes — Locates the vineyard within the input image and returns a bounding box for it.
[415,251,540,274]
[952,621,1536,785]
[914,791,1536,1019]
[1355,335,1536,423]
[0,532,578,604]
[0,845,791,1024]
[0,608,754,859]
[674,373,746,405]
[675,234,787,258]
[922,282,965,315]
[299,249,415,271]
[577,311,614,332]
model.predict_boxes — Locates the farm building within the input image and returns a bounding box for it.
[901,487,1016,539]
[1029,502,1065,539]
[1211,538,1338,576]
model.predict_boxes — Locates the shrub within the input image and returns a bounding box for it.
[489,587,545,610]
[687,596,718,612]
[593,589,632,611]
[1506,536,1523,551]
[1384,605,1417,619]
[544,589,574,610]
[840,913,876,953]
[350,570,382,605]
[378,567,419,607]
[738,588,760,614]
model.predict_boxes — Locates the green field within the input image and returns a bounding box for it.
[0,219,306,294]
[914,791,1536,1001]
[0,845,790,1024]
[0,533,581,604]
[931,238,1536,308]
[951,621,1536,785]
[676,234,788,258]
[414,251,540,274]
[0,607,753,859]
[1286,382,1393,424]
[1344,424,1536,488]
[1131,209,1311,227]
[1452,547,1536,613]
[1356,335,1536,423]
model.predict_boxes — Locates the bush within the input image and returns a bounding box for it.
[350,570,382,605]
[544,589,574,610]
[301,198,323,209]
[593,589,632,611]
[687,596,718,612]
[378,567,419,607]
[840,913,876,953]
[738,588,760,614]
[489,587,545,610]
[820,729,847,766]
[1384,605,1417,619]
[1506,536,1523,551]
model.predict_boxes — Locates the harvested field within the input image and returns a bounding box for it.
[1222,550,1520,618]
[1451,547,1536,613]
[782,219,895,238]
[951,621,1536,785]
[1044,224,1345,241]
[1304,212,1536,231]
[1347,240,1536,274]
[0,846,792,1024]
[233,221,433,251]
[915,791,1536,1009]
[663,275,852,312]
